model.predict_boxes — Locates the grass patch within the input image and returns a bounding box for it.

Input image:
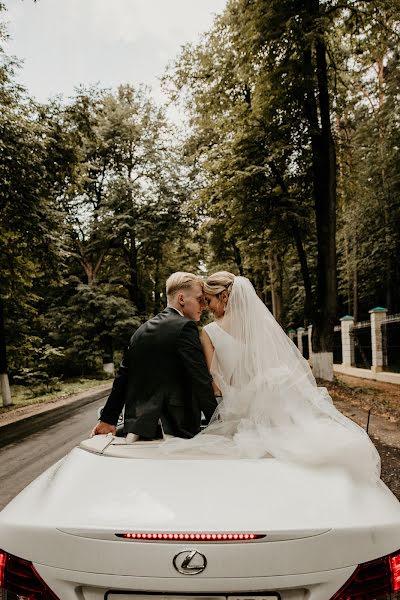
[0,377,111,416]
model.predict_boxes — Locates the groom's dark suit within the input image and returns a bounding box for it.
[100,307,217,438]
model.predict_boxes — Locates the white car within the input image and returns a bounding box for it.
[0,434,399,600]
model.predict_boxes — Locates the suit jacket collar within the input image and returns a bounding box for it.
[166,306,184,317]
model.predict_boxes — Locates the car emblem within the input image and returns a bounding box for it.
[173,549,207,575]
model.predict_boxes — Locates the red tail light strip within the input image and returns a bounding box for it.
[115,532,265,542]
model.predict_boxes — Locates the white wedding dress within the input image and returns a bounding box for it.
[162,277,381,482]
[203,321,240,386]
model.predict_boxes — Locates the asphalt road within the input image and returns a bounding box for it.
[0,397,106,510]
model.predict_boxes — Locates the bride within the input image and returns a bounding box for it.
[163,271,381,482]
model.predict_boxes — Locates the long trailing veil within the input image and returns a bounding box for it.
[162,276,381,482]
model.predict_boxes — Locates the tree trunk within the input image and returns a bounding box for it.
[262,274,268,305]
[268,160,313,324]
[0,296,12,406]
[76,239,106,285]
[268,253,283,324]
[127,236,146,314]
[292,227,313,326]
[336,114,352,316]
[101,333,114,375]
[353,240,358,322]
[303,1,337,380]
[153,252,163,315]
[376,55,393,312]
[232,240,244,275]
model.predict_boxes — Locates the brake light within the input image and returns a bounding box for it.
[0,549,60,599]
[331,548,400,599]
[391,553,400,592]
[0,551,5,585]
[115,531,265,541]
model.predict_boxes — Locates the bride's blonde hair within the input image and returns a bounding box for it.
[204,271,235,296]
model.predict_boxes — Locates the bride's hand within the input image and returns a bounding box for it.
[212,382,222,397]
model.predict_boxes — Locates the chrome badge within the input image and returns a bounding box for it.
[173,549,207,575]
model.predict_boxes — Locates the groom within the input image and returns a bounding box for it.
[91,272,217,439]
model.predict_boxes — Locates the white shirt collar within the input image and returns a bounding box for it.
[168,306,184,317]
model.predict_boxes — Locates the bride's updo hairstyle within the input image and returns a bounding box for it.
[203,271,235,297]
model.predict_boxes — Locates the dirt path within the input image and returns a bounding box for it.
[325,374,400,499]
[327,373,400,423]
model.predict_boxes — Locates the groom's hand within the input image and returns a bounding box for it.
[90,421,116,437]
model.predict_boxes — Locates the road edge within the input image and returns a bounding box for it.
[0,386,112,449]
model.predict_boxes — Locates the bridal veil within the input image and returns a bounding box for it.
[163,276,381,482]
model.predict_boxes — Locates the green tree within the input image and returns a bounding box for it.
[164,0,400,379]
[334,2,400,318]
[0,13,63,403]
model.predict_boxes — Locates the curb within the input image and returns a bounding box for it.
[0,385,112,449]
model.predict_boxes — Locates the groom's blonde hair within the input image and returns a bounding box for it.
[166,272,203,302]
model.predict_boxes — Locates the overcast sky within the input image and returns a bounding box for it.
[4,0,226,111]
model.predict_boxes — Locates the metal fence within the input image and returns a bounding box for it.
[290,313,399,375]
[382,315,400,373]
[302,333,309,360]
[351,321,372,369]
[333,326,342,364]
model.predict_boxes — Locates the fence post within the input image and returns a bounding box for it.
[340,315,354,367]
[308,325,313,364]
[369,307,387,373]
[288,329,296,343]
[297,327,304,355]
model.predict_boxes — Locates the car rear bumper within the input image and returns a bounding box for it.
[34,564,357,600]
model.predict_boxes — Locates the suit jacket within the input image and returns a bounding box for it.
[100,307,217,438]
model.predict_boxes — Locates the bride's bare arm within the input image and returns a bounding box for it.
[200,329,221,396]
